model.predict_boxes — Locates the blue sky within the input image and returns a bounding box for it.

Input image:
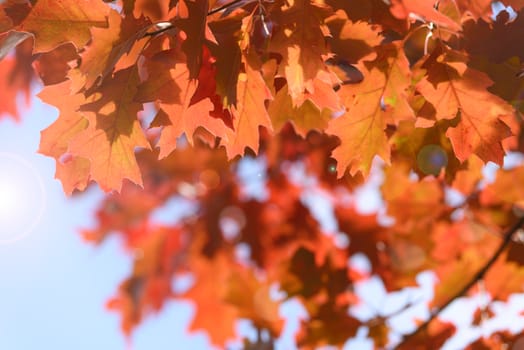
[0,97,214,350]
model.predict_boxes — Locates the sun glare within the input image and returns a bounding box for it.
[0,152,46,243]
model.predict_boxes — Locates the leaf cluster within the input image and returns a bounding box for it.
[2,0,524,348]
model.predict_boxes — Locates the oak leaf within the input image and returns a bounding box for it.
[326,68,390,177]
[136,46,229,158]
[327,43,414,176]
[175,0,213,78]
[69,66,151,192]
[184,253,239,345]
[221,56,273,158]
[268,85,331,137]
[37,80,91,193]
[33,42,79,85]
[80,10,149,89]
[18,0,109,53]
[417,49,513,164]
[268,0,333,105]
[325,9,383,63]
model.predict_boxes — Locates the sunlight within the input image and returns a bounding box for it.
[0,152,46,243]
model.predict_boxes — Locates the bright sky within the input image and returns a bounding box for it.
[0,97,214,350]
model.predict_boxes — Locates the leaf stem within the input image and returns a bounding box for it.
[391,215,524,349]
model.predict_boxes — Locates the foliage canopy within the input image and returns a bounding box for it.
[2,0,524,348]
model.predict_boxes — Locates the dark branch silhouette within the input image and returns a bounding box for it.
[391,215,524,349]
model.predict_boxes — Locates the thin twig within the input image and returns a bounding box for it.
[143,0,249,39]
[392,216,524,349]
[208,0,246,16]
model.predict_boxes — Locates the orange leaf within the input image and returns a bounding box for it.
[382,164,445,232]
[0,57,22,119]
[175,0,212,78]
[38,80,91,193]
[268,0,334,105]
[455,0,493,19]
[390,0,461,32]
[327,42,415,176]
[223,270,283,336]
[133,0,170,21]
[38,81,87,157]
[432,248,485,308]
[69,66,150,192]
[80,10,149,89]
[136,46,229,158]
[326,69,389,176]
[268,85,331,137]
[326,9,383,63]
[417,50,512,164]
[484,255,524,300]
[0,6,13,33]
[184,253,239,346]
[481,165,524,208]
[18,0,109,53]
[221,57,273,158]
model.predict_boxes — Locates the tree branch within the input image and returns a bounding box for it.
[392,215,524,350]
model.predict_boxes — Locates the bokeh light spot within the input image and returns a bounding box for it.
[219,206,246,240]
[199,169,220,190]
[417,144,448,175]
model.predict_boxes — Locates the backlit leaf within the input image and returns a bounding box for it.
[69,66,150,192]
[18,0,109,53]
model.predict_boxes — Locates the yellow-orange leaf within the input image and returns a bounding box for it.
[327,43,414,177]
[18,0,108,53]
[326,70,389,176]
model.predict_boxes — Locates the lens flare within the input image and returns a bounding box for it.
[0,152,46,243]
